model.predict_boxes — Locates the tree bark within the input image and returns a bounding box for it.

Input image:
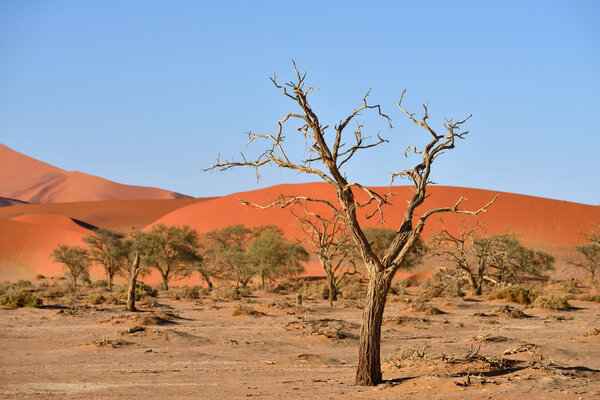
[161,273,169,291]
[108,272,114,292]
[326,272,337,307]
[126,253,140,312]
[355,270,392,385]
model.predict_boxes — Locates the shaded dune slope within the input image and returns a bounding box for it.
[0,197,213,231]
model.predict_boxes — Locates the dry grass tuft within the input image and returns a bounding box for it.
[532,295,571,310]
[232,304,264,316]
[488,285,537,305]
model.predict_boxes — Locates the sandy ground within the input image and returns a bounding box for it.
[1,288,599,400]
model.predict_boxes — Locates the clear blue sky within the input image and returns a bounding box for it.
[1,1,598,204]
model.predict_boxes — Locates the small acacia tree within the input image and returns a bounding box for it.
[430,220,554,294]
[83,229,125,291]
[248,225,309,288]
[136,224,199,291]
[569,227,600,281]
[202,224,255,287]
[208,62,495,385]
[50,244,91,290]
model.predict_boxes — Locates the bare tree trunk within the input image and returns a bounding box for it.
[108,272,114,292]
[126,253,140,312]
[355,270,392,385]
[327,272,337,307]
[161,273,169,291]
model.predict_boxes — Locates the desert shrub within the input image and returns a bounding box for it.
[494,305,527,318]
[116,282,158,301]
[421,271,465,298]
[578,294,600,303]
[398,278,413,288]
[0,289,43,308]
[86,294,106,305]
[169,285,208,300]
[211,285,252,300]
[560,280,582,294]
[90,338,123,348]
[388,285,407,296]
[298,281,328,300]
[339,278,366,300]
[533,295,571,310]
[36,274,46,279]
[16,280,33,288]
[488,285,537,305]
[231,304,263,316]
[267,282,294,293]
[91,279,109,288]
[411,300,444,315]
[583,327,600,337]
[385,346,426,367]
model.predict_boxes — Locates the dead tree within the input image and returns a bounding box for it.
[207,61,496,385]
[429,219,488,295]
[292,203,358,307]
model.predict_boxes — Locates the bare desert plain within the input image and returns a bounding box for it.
[1,280,600,399]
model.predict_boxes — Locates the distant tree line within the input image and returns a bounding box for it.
[50,223,308,311]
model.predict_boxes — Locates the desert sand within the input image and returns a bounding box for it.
[1,282,599,399]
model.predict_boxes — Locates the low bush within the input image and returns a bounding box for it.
[0,289,43,308]
[532,295,571,310]
[339,277,366,300]
[86,294,106,305]
[211,285,252,300]
[421,271,465,298]
[231,304,263,316]
[560,280,582,294]
[116,282,158,301]
[168,285,208,300]
[488,285,537,305]
[298,282,328,300]
[91,280,108,288]
[578,294,600,303]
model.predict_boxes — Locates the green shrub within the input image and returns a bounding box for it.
[169,285,208,300]
[16,280,33,288]
[0,289,43,308]
[211,285,252,300]
[533,295,571,310]
[488,285,537,305]
[86,294,106,305]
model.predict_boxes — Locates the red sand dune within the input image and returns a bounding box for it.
[1,182,598,283]
[0,143,189,203]
[152,182,600,247]
[0,197,214,231]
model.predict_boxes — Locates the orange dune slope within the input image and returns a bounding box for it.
[0,143,189,203]
[0,214,93,278]
[152,183,600,247]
